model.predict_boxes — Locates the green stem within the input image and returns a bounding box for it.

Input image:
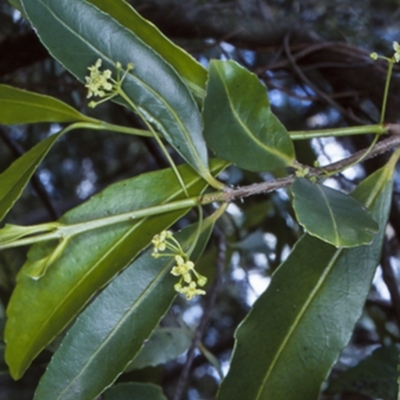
[116,89,190,197]
[60,121,153,138]
[188,205,203,257]
[288,124,387,140]
[99,121,153,137]
[380,59,394,124]
[0,192,226,250]
[0,190,234,251]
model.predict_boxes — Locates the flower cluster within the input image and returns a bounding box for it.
[151,231,207,300]
[85,59,113,99]
[84,59,134,108]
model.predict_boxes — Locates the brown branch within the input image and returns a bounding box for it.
[217,131,400,203]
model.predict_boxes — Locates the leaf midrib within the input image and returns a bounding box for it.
[317,185,340,246]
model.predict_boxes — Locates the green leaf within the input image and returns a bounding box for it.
[5,159,226,379]
[0,84,96,124]
[21,0,213,183]
[33,217,215,400]
[126,327,192,371]
[103,383,167,400]
[217,159,395,400]
[326,345,399,400]
[292,177,379,247]
[203,60,295,172]
[85,0,207,100]
[0,131,63,222]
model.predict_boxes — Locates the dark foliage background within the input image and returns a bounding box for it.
[1,1,400,399]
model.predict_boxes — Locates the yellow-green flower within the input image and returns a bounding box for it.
[85,59,113,98]
[393,41,400,63]
[176,281,206,300]
[171,255,194,283]
[151,230,172,255]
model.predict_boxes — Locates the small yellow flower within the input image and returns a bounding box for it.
[170,255,194,281]
[85,59,113,98]
[393,41,400,63]
[151,230,172,255]
[176,281,206,300]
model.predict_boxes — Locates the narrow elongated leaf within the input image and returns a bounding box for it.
[5,159,227,379]
[203,60,295,172]
[0,131,63,222]
[0,84,96,124]
[103,383,167,400]
[126,327,192,371]
[292,177,379,247]
[217,158,395,400]
[33,217,215,400]
[85,0,207,99]
[21,0,212,182]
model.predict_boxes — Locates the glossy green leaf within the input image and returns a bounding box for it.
[103,383,167,400]
[203,60,295,172]
[5,159,227,379]
[217,158,395,400]
[85,0,207,99]
[326,345,398,400]
[21,0,213,183]
[33,217,215,400]
[0,131,63,222]
[292,177,379,247]
[126,327,192,371]
[0,84,96,124]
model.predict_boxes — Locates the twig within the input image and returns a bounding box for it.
[172,226,227,400]
[221,131,400,202]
